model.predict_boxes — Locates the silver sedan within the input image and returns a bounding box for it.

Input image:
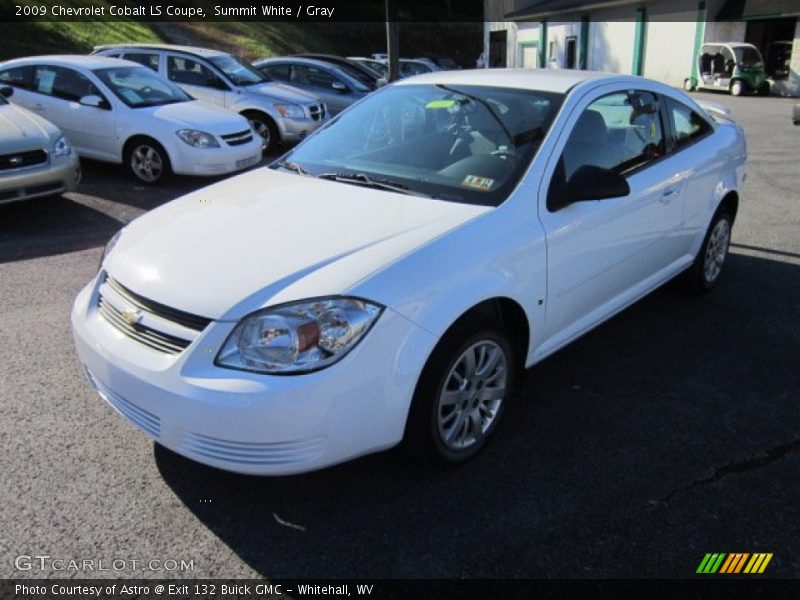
[0,86,80,205]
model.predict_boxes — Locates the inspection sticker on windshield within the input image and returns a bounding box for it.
[462,175,495,191]
[426,99,456,109]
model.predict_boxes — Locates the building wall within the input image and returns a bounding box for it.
[643,22,697,86]
[773,20,800,96]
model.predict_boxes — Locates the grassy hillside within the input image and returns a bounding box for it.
[0,17,481,66]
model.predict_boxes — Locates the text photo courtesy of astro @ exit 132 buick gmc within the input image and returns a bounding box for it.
[1,0,800,599]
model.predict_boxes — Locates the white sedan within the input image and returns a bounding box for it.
[0,55,263,184]
[72,69,747,474]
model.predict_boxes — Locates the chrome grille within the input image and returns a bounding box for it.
[97,276,212,355]
[105,277,211,331]
[0,149,47,171]
[221,129,254,146]
[309,103,325,121]
[98,296,190,354]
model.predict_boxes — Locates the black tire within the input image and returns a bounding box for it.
[730,80,744,97]
[243,111,279,154]
[124,137,171,185]
[403,313,517,467]
[680,210,733,293]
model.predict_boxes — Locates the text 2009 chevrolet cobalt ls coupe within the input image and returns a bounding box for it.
[72,70,746,475]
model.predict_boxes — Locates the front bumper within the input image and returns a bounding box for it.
[0,154,80,205]
[278,114,328,144]
[71,276,437,475]
[169,137,263,177]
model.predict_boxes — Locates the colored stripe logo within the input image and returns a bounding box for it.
[696,553,773,574]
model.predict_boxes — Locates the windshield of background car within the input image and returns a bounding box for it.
[278,84,564,206]
[208,55,268,85]
[94,66,192,107]
[734,47,764,68]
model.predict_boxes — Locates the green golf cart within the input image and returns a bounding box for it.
[684,42,770,96]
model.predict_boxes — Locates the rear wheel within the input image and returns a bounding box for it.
[730,80,744,96]
[681,210,733,293]
[124,138,170,185]
[683,78,696,92]
[403,314,517,466]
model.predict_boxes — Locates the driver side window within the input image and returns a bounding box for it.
[549,90,664,210]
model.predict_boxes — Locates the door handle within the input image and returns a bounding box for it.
[659,188,677,204]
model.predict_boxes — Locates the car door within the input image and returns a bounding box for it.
[30,65,116,160]
[537,87,686,348]
[166,54,229,107]
[288,64,349,115]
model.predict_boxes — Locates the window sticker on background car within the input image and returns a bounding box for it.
[462,175,494,191]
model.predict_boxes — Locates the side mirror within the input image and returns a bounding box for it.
[561,165,630,206]
[331,81,348,92]
[0,85,13,98]
[79,94,105,108]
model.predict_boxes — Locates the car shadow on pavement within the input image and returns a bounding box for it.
[155,251,800,578]
[0,194,123,263]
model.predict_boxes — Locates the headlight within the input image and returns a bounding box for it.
[176,129,220,148]
[99,229,122,272]
[216,297,383,374]
[53,135,72,157]
[273,103,305,119]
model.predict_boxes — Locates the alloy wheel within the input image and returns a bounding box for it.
[130,144,163,183]
[703,218,730,284]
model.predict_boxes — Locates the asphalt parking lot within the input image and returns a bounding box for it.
[1,92,798,580]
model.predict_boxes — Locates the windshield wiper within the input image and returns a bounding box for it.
[317,172,430,197]
[275,160,311,176]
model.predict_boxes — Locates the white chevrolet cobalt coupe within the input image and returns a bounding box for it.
[72,70,747,475]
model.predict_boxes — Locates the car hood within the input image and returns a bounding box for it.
[243,82,319,105]
[106,168,490,320]
[0,103,57,151]
[143,100,249,134]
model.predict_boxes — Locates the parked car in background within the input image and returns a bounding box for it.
[254,57,370,116]
[93,44,328,152]
[685,42,769,96]
[348,57,388,78]
[766,41,792,80]
[294,54,385,89]
[0,56,263,184]
[73,69,746,475]
[0,85,80,204]
[350,57,441,80]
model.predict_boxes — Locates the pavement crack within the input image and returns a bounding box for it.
[657,438,800,505]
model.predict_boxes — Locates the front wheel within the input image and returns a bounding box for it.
[730,80,744,96]
[403,314,517,466]
[125,138,171,184]
[681,210,733,293]
[683,78,696,92]
[243,111,279,154]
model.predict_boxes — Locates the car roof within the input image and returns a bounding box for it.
[1,54,138,70]
[256,56,339,70]
[395,68,622,94]
[94,43,228,59]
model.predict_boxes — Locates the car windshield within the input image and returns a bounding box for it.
[275,84,563,206]
[94,66,192,108]
[733,46,764,68]
[208,55,268,86]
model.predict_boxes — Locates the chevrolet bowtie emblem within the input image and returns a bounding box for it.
[121,307,143,326]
